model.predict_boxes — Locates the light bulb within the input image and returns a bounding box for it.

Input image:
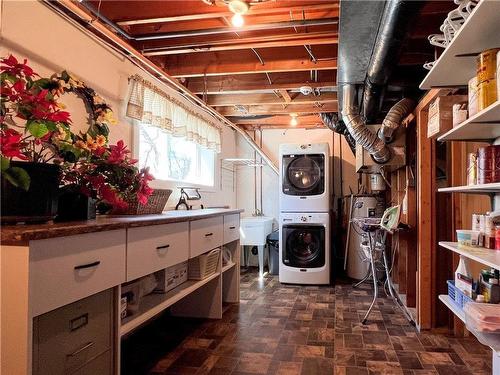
[290,117,298,126]
[231,13,244,27]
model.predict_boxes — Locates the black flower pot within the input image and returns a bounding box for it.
[56,187,97,222]
[1,161,61,224]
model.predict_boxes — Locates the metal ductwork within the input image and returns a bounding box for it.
[378,98,415,143]
[341,85,391,163]
[319,113,356,154]
[362,0,423,123]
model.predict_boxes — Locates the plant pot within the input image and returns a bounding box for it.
[1,161,61,224]
[56,187,97,222]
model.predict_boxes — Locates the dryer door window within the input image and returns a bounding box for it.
[282,225,325,268]
[282,154,325,196]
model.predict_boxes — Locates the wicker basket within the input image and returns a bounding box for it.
[117,189,172,215]
[188,248,220,280]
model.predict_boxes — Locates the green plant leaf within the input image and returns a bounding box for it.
[3,167,30,191]
[27,121,49,138]
[1,156,10,171]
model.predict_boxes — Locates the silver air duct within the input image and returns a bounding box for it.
[341,84,391,164]
[378,98,415,143]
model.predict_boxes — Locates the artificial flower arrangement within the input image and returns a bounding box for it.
[1,54,154,220]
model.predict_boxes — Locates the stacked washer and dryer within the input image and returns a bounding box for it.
[278,143,331,285]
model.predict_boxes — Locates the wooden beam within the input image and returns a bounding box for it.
[219,102,337,116]
[207,92,337,106]
[186,74,336,94]
[240,123,326,130]
[143,35,338,56]
[164,57,337,78]
[117,3,339,26]
[278,90,292,103]
[233,114,322,125]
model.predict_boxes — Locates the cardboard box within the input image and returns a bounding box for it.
[427,95,468,138]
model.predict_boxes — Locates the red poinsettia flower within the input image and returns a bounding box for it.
[0,128,28,160]
[136,168,154,205]
[1,55,37,78]
[107,140,130,164]
[99,184,128,211]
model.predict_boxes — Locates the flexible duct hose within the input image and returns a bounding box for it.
[378,98,415,143]
[319,113,357,154]
[341,85,391,164]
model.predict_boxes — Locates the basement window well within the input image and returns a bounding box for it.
[138,123,215,186]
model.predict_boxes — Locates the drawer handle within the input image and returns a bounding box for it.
[156,244,170,250]
[74,261,101,270]
[67,341,94,357]
[205,232,214,237]
[229,226,236,230]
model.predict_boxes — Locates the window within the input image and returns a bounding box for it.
[138,123,215,186]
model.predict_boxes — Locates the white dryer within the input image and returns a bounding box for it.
[279,143,330,212]
[279,212,330,285]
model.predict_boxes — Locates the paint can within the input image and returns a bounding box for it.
[468,76,479,117]
[467,152,477,185]
[477,48,499,111]
[477,145,500,184]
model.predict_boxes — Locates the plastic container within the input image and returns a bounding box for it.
[188,248,220,280]
[456,229,481,246]
[447,280,474,309]
[464,302,500,350]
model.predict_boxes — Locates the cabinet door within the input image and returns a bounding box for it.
[30,230,126,317]
[127,222,189,281]
[190,217,223,258]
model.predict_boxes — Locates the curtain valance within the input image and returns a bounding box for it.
[126,75,222,153]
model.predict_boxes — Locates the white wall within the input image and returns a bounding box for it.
[235,128,358,225]
[0,1,236,209]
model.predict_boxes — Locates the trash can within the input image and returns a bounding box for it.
[267,230,279,275]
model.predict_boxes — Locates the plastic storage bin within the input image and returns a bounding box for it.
[447,280,474,309]
[464,302,500,351]
[188,248,220,280]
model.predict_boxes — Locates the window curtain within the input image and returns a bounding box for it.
[126,76,222,153]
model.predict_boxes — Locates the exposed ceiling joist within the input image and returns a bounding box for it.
[143,35,338,55]
[218,102,338,116]
[116,3,339,26]
[164,58,337,78]
[232,114,321,125]
[240,123,326,130]
[206,92,337,106]
[278,89,292,103]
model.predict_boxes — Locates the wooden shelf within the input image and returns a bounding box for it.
[437,101,500,142]
[439,294,466,323]
[439,241,500,270]
[438,183,500,194]
[222,262,236,273]
[420,1,500,89]
[120,272,220,336]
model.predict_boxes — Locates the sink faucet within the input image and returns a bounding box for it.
[253,209,263,217]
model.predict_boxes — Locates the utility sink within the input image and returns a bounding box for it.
[240,216,273,246]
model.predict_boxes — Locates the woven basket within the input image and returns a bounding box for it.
[118,189,172,215]
[188,248,220,280]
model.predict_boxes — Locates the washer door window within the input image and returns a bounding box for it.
[282,225,325,268]
[282,154,325,196]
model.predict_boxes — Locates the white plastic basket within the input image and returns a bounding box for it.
[188,248,220,280]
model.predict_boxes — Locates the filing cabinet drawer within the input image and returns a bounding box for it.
[33,289,113,375]
[127,222,189,281]
[30,229,126,317]
[72,350,112,375]
[190,216,223,258]
[223,214,240,244]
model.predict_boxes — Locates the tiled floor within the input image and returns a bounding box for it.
[122,268,492,375]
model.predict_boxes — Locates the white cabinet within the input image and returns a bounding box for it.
[30,230,126,317]
[189,217,223,258]
[223,214,240,244]
[126,222,189,281]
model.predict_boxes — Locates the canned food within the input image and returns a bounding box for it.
[467,152,477,185]
[477,145,500,184]
[477,48,499,110]
[478,79,497,111]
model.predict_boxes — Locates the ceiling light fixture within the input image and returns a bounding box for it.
[290,113,298,127]
[231,13,245,27]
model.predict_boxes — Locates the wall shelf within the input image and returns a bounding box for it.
[439,241,500,270]
[120,272,220,336]
[222,262,236,273]
[437,183,500,194]
[438,294,466,323]
[420,1,500,89]
[437,101,500,142]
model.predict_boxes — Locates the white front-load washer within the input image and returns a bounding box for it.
[279,143,330,212]
[279,212,330,285]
